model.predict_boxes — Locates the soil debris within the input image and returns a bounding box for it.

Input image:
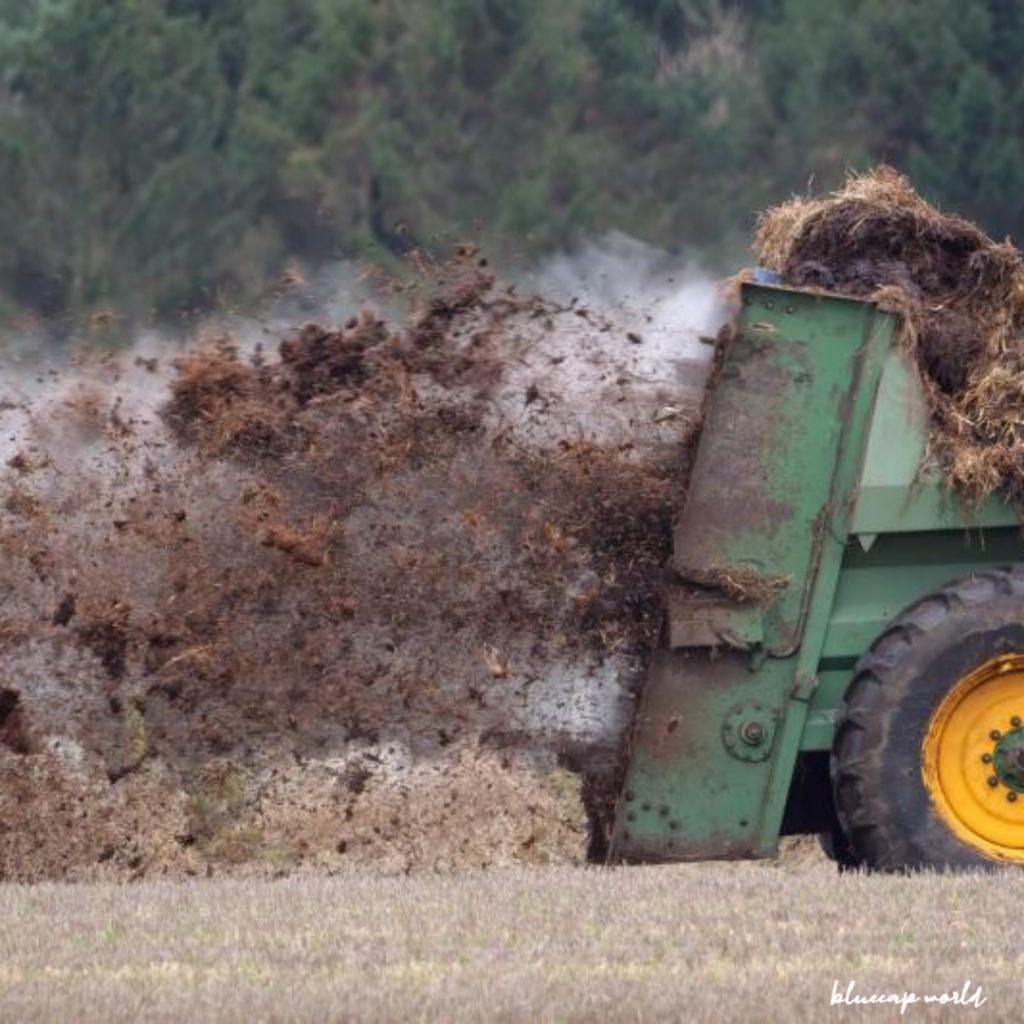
[0,245,713,879]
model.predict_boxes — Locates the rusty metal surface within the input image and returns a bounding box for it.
[666,588,763,649]
[609,647,792,862]
[613,285,897,863]
[674,287,879,655]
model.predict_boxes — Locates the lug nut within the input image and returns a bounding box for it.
[988,775,1000,787]
[991,730,1003,741]
[1009,792,1019,803]
[982,753,993,764]
[1013,716,1022,728]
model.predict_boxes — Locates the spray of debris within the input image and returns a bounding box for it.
[0,243,722,880]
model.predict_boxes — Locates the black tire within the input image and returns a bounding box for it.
[817,830,861,871]
[818,772,863,870]
[832,568,1024,871]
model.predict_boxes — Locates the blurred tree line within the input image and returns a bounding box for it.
[2,0,1024,324]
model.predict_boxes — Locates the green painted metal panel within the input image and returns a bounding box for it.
[615,650,794,861]
[851,349,1016,533]
[820,533,1024,663]
[611,284,896,862]
[801,707,840,751]
[666,590,763,648]
[674,286,888,655]
[756,290,898,850]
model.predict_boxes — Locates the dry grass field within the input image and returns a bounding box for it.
[0,861,1021,1022]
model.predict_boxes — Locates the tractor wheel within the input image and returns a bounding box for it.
[832,568,1024,871]
[817,829,861,871]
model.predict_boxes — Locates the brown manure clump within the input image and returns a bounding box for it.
[755,165,1024,507]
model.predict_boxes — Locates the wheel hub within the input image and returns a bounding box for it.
[921,654,1024,860]
[992,727,1024,792]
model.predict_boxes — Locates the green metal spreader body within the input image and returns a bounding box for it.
[610,281,1020,862]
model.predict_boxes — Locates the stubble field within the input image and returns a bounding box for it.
[0,860,1020,1022]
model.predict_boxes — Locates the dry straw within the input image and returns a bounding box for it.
[754,165,1024,508]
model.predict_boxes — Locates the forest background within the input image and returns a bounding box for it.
[2,0,1020,329]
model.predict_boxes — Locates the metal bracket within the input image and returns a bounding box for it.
[790,671,819,701]
[667,590,764,650]
[722,702,778,763]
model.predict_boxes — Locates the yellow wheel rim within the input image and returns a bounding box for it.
[922,654,1024,861]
